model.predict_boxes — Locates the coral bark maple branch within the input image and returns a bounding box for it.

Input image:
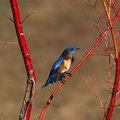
[10,0,36,120]
[102,0,118,58]
[105,53,120,120]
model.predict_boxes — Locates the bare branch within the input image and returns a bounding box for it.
[0,9,14,22]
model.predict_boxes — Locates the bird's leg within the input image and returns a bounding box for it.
[61,79,65,85]
[64,72,72,77]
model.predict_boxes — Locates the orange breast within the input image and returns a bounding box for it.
[56,56,72,73]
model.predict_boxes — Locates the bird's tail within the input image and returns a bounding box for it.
[42,83,47,88]
[42,78,50,88]
[42,74,66,88]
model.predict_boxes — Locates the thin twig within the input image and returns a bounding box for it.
[79,73,105,114]
[21,12,34,24]
[0,9,14,22]
[88,0,108,20]
[0,41,18,44]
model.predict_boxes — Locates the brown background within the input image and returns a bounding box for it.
[0,0,120,120]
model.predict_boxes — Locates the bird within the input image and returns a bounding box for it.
[42,46,79,88]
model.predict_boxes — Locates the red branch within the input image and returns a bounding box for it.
[39,8,120,120]
[105,53,120,120]
[10,0,36,120]
[80,73,105,114]
[102,0,118,58]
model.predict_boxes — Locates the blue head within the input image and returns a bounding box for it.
[61,46,79,57]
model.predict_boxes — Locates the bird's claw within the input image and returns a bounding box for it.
[65,72,72,77]
[61,79,65,85]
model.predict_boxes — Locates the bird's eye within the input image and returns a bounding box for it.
[71,48,74,51]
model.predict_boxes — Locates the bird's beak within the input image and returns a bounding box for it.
[76,48,80,50]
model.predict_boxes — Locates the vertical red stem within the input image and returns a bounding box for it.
[105,53,120,120]
[102,0,118,58]
[10,0,36,120]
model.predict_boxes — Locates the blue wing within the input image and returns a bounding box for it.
[42,57,64,88]
[49,57,64,78]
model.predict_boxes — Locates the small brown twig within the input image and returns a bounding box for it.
[21,12,34,25]
[0,41,18,44]
[88,0,108,20]
[0,8,14,22]
[79,72,106,115]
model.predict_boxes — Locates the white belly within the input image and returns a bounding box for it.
[61,59,71,73]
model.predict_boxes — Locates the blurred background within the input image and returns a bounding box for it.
[0,0,120,120]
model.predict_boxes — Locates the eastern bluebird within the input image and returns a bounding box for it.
[42,46,79,88]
